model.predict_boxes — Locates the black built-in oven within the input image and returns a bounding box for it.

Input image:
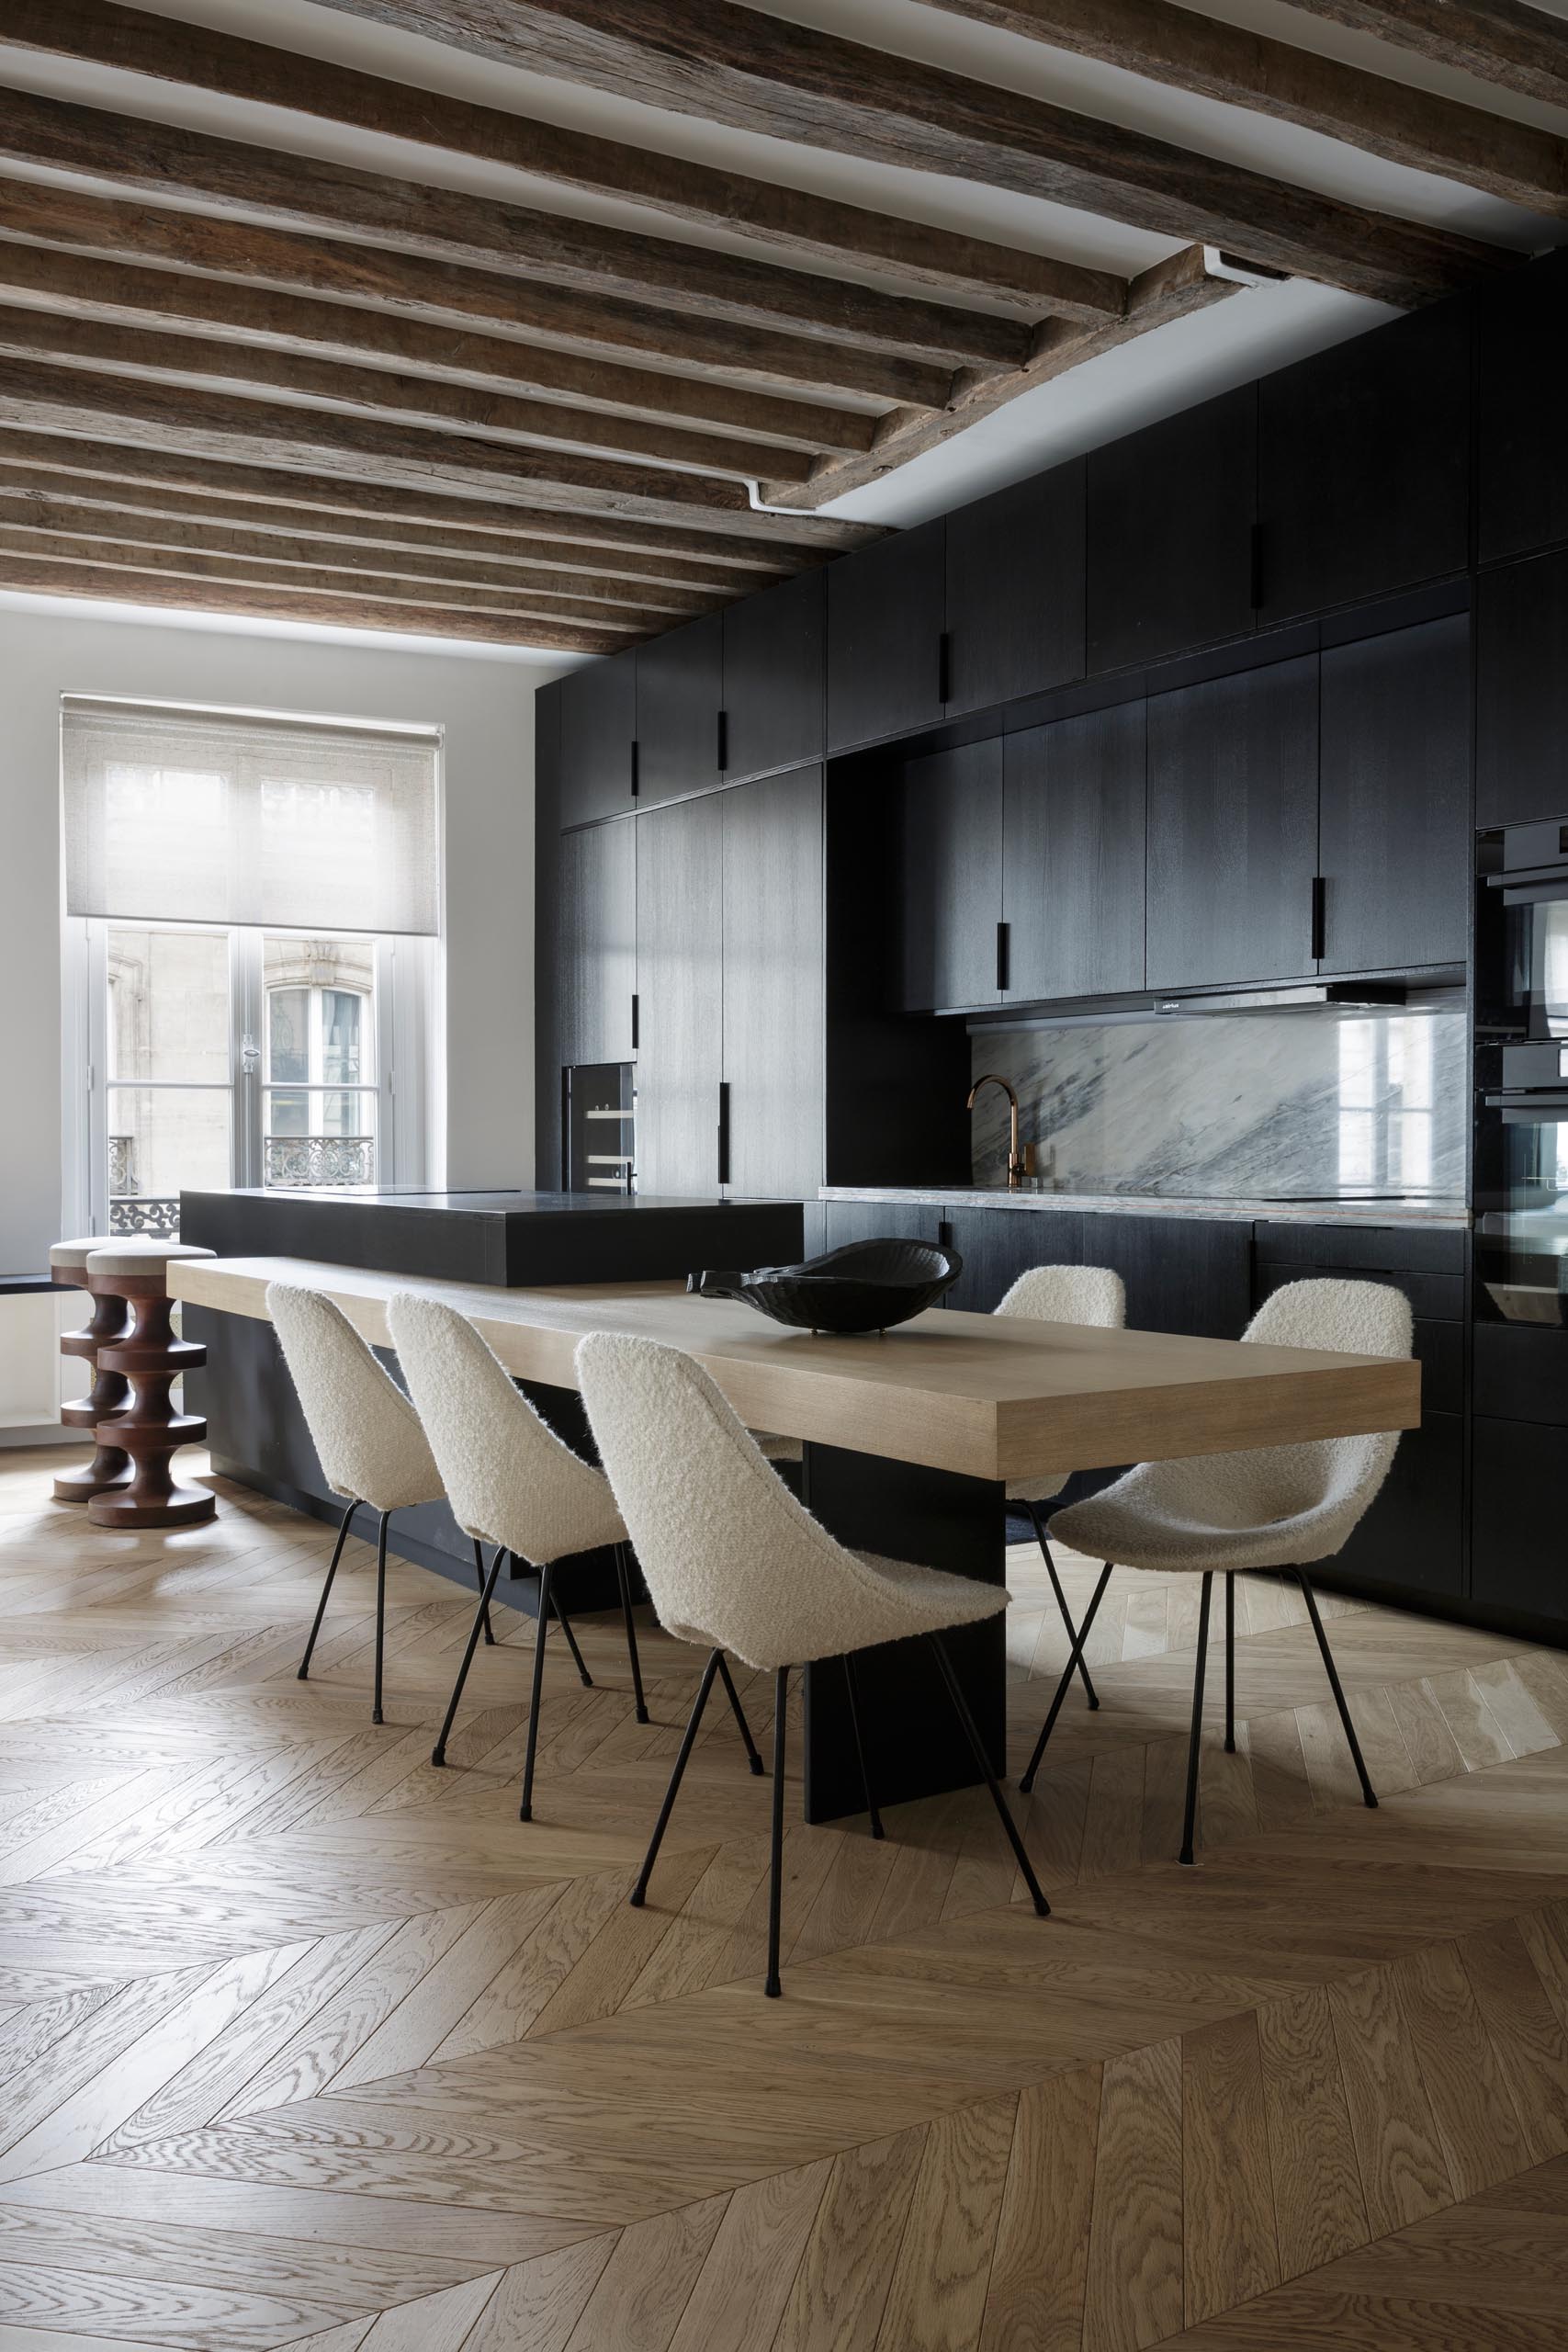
[1475,820,1568,1326]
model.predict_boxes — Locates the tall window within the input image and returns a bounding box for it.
[62,699,440,1238]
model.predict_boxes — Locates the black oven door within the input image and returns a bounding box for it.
[1476,1072,1568,1326]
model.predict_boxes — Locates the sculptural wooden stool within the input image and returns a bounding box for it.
[83,1242,218,1530]
[49,1236,135,1504]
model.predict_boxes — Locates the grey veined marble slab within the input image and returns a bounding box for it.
[819,1186,1470,1229]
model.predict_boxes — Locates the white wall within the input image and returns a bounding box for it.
[0,589,573,1284]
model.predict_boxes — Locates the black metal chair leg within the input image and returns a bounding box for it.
[716,1653,764,1774]
[519,1562,553,1822]
[548,1586,593,1689]
[765,1666,789,1996]
[473,1538,496,1645]
[929,1634,1049,1917]
[615,1544,649,1724]
[842,1654,883,1838]
[433,1545,509,1766]
[1019,1564,1115,1793]
[1180,1573,1214,1865]
[1224,1571,1236,1753]
[1029,1505,1098,1711]
[630,1649,721,1905]
[1296,1571,1378,1810]
[372,1510,391,1726]
[299,1496,357,1679]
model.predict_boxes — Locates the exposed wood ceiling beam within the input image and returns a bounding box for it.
[0,87,1041,366]
[308,0,1513,303]
[923,0,1568,218]
[1278,1,1568,113]
[0,179,958,412]
[0,547,622,645]
[0,428,862,567]
[0,301,823,485]
[0,0,1120,318]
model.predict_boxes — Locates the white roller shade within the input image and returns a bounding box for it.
[62,699,441,934]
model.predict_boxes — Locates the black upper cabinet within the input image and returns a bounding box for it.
[826,519,945,753]
[721,569,825,785]
[897,740,1004,1012]
[635,610,723,808]
[1087,386,1257,673]
[634,795,724,1197]
[1318,614,1472,976]
[1477,548,1568,828]
[1258,300,1471,626]
[559,650,636,826]
[721,766,825,1200]
[558,815,636,1069]
[944,463,1086,716]
[1477,248,1568,567]
[1146,655,1319,990]
[1004,704,1146,1004]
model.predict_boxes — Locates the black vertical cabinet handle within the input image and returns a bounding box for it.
[630,992,639,1051]
[938,630,953,707]
[996,920,1010,993]
[629,739,640,801]
[716,1081,731,1185]
[1311,875,1327,962]
[716,708,728,773]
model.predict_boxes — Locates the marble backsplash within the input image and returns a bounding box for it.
[968,1010,1466,1200]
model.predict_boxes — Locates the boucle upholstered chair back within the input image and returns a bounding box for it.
[997,1263,1125,1329]
[266,1283,439,1512]
[386,1295,622,1567]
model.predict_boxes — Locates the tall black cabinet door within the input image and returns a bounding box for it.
[1087,386,1257,673]
[1477,548,1568,829]
[1004,703,1145,1003]
[1477,248,1568,567]
[558,817,637,1069]
[722,766,825,1200]
[559,650,637,825]
[1318,615,1471,976]
[1258,300,1471,625]
[722,570,824,784]
[826,519,945,752]
[897,740,1004,1012]
[635,796,723,1197]
[1146,656,1319,990]
[944,463,1085,716]
[636,611,723,808]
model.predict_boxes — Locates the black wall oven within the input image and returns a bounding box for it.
[1476,821,1568,1328]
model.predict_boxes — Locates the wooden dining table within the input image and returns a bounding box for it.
[171,1256,1421,1822]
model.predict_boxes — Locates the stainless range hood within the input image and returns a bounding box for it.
[1153,982,1411,1017]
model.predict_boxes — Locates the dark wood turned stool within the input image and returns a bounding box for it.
[83,1244,218,1530]
[49,1237,134,1504]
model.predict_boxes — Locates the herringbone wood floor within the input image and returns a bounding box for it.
[5,1445,1568,2350]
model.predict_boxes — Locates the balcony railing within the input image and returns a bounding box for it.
[265,1135,376,1189]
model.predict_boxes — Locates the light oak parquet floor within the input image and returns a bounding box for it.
[3,1446,1568,2348]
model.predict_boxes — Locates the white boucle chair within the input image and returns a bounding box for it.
[576,1329,1050,1997]
[266,1283,494,1726]
[387,1295,764,1819]
[1020,1277,1416,1866]
[997,1264,1126,1710]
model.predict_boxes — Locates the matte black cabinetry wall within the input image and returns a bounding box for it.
[1477,249,1568,566]
[635,609,723,808]
[1087,386,1257,673]
[945,463,1086,714]
[899,741,1003,1013]
[559,650,636,824]
[557,816,636,1069]
[827,517,945,752]
[721,568,825,784]
[1477,548,1568,828]
[1004,705,1145,1002]
[1471,1324,1568,1623]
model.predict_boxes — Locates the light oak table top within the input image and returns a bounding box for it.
[171,1256,1420,1485]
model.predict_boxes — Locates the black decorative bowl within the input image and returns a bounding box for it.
[687,1236,963,1334]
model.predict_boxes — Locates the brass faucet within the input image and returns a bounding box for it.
[967,1072,1024,1190]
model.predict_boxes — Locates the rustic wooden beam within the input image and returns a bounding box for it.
[0,300,822,485]
[0,86,1036,367]
[304,0,1513,303]
[1277,1,1568,112]
[0,427,868,565]
[0,547,625,646]
[923,0,1568,218]
[0,0,1124,318]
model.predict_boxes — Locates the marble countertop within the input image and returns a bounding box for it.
[820,1186,1472,1230]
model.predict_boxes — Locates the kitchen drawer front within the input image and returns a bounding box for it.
[1254,1221,1466,1277]
[1471,1416,1568,1629]
[1255,1259,1464,1327]
[934,1207,1084,1315]
[1329,1410,1464,1601]
[1473,1323,1568,1428]
[821,1202,942,1256]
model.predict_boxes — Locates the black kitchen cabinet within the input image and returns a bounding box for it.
[1257,300,1472,626]
[635,610,723,808]
[1473,1323,1568,1428]
[1318,614,1472,975]
[722,568,825,784]
[1146,655,1319,990]
[1004,704,1145,1003]
[559,649,637,826]
[821,1199,939,1254]
[827,518,946,752]
[1471,1416,1568,1630]
[635,794,723,1196]
[558,815,636,1069]
[722,765,825,1200]
[944,463,1085,716]
[897,740,1004,1012]
[936,1206,1084,1315]
[1087,386,1257,673]
[1477,548,1568,828]
[1080,1213,1253,1340]
[1328,1412,1464,1601]
[1477,248,1568,567]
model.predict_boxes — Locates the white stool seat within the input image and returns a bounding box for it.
[51,1236,104,1274]
[84,1242,216,1282]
